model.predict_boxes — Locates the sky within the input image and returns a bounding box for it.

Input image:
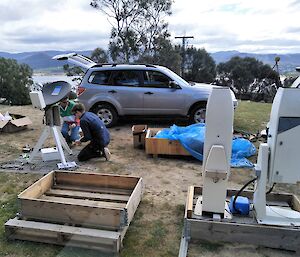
[1,0,300,54]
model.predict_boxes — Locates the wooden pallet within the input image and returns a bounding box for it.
[179,186,300,256]
[5,171,144,252]
[145,129,190,157]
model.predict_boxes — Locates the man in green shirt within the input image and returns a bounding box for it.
[59,97,80,144]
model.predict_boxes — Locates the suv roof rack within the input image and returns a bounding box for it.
[93,63,118,67]
[92,63,158,68]
[134,63,157,68]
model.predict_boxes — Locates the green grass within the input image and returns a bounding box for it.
[234,100,272,133]
[0,144,19,156]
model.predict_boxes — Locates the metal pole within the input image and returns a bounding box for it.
[175,36,194,76]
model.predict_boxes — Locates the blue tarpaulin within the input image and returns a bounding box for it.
[155,123,256,168]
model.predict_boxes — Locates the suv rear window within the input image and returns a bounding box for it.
[88,71,112,85]
[112,70,140,87]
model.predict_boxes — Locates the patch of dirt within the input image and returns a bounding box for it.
[0,105,299,257]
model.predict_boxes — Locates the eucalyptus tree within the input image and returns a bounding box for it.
[90,47,109,63]
[0,58,32,105]
[184,47,216,83]
[217,56,280,95]
[90,0,172,62]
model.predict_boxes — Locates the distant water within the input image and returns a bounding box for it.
[32,74,80,87]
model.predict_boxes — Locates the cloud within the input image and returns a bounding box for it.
[0,0,62,23]
[3,27,108,52]
[289,0,300,7]
[1,0,300,53]
[0,0,110,52]
[8,29,106,45]
[285,27,300,33]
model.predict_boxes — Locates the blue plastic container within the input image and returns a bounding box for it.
[229,196,250,215]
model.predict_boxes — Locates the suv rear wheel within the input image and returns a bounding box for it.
[190,103,207,124]
[92,104,118,128]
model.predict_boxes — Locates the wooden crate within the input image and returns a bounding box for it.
[145,129,190,156]
[5,171,144,252]
[180,186,300,255]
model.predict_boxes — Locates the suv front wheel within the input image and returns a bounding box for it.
[92,104,118,128]
[190,103,207,124]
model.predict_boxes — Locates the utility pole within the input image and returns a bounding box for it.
[175,36,194,76]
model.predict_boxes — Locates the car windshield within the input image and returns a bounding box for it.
[160,67,190,86]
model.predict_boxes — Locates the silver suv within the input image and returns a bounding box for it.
[53,53,237,127]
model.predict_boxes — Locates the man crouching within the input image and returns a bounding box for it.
[71,103,111,161]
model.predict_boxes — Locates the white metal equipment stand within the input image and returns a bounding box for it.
[253,87,300,226]
[195,87,234,218]
[28,91,76,169]
[179,87,234,257]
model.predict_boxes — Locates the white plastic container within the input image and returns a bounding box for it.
[41,147,60,162]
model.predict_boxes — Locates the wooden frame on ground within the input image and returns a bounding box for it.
[5,171,144,253]
[179,186,300,256]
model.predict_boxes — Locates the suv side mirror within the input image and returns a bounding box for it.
[169,81,180,89]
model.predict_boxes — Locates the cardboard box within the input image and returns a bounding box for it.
[0,113,32,133]
[132,124,148,149]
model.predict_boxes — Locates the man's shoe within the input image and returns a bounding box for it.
[103,147,111,161]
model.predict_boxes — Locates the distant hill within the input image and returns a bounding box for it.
[0,50,299,73]
[0,50,92,72]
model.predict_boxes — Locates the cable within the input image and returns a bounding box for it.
[233,177,258,214]
[266,183,276,194]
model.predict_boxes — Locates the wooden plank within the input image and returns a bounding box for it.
[145,129,190,156]
[125,178,144,225]
[45,189,130,202]
[5,218,121,252]
[120,225,129,243]
[19,199,123,229]
[187,186,194,219]
[52,184,132,196]
[226,188,293,203]
[188,218,300,252]
[55,171,139,190]
[19,171,54,199]
[194,187,294,206]
[291,195,300,212]
[39,195,126,209]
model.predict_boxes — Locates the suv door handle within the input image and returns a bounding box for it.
[144,92,154,95]
[108,90,117,94]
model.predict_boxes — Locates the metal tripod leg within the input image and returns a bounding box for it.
[52,126,67,166]
[28,127,50,163]
[55,126,72,155]
[52,126,77,169]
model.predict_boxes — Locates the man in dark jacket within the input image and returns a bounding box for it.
[71,103,111,161]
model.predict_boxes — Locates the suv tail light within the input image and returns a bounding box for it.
[77,86,86,96]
